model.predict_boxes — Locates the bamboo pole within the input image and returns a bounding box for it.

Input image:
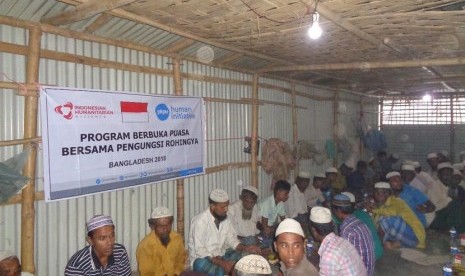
[21,26,41,274]
[333,91,339,167]
[450,95,455,162]
[250,74,260,188]
[260,57,465,72]
[291,83,299,173]
[172,57,185,238]
[0,137,41,147]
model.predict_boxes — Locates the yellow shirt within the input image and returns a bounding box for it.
[136,230,187,276]
[373,196,426,248]
[332,173,347,193]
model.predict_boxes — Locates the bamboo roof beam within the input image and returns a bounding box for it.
[260,57,465,72]
[84,13,113,33]
[164,39,197,54]
[41,0,138,26]
[213,52,244,65]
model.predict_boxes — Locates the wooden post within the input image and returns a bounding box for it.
[291,83,298,173]
[450,95,455,162]
[21,26,41,274]
[172,57,185,237]
[333,91,339,166]
[359,98,364,160]
[251,74,259,188]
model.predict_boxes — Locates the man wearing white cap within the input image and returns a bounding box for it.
[459,150,465,163]
[426,152,440,180]
[65,215,131,276]
[306,173,326,208]
[189,189,260,275]
[389,169,435,227]
[366,182,425,249]
[136,206,186,276]
[274,218,319,276]
[232,254,272,276]
[0,251,20,276]
[284,172,311,236]
[309,207,367,276]
[429,163,465,233]
[228,186,261,246]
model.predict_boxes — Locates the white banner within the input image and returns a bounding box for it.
[40,87,205,202]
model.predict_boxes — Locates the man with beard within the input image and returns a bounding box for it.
[426,152,440,180]
[136,206,186,276]
[228,186,261,246]
[388,168,435,227]
[189,189,261,276]
[64,215,131,276]
[429,162,465,233]
[284,172,312,236]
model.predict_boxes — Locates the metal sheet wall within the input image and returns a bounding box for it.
[0,24,361,275]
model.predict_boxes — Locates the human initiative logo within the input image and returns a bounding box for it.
[54,102,74,120]
[155,103,170,121]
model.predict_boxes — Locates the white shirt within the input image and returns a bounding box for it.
[306,184,325,207]
[188,208,240,265]
[228,200,260,237]
[284,184,308,218]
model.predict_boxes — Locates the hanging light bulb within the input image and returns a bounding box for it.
[308,12,322,40]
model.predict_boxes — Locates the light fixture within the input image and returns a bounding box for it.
[422,94,431,101]
[308,12,322,40]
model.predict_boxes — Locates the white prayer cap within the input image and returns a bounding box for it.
[314,172,326,178]
[441,150,449,157]
[386,171,401,179]
[401,164,415,171]
[438,162,453,171]
[412,161,421,168]
[403,160,414,165]
[374,182,391,189]
[234,254,272,274]
[341,192,356,203]
[452,163,464,171]
[86,215,114,234]
[344,159,356,169]
[0,250,15,261]
[275,218,305,238]
[427,152,438,159]
[243,185,259,196]
[298,171,311,179]
[209,189,229,203]
[310,206,332,224]
[150,206,172,219]
[326,167,338,174]
[453,169,462,176]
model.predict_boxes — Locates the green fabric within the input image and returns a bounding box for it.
[354,210,384,260]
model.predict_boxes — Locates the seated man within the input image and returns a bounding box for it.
[257,180,290,247]
[274,218,319,276]
[64,215,131,275]
[0,251,33,276]
[341,192,384,260]
[284,171,312,236]
[309,207,367,276]
[137,206,186,276]
[227,186,261,246]
[367,182,426,249]
[388,169,435,227]
[232,254,272,276]
[331,194,375,276]
[306,173,326,208]
[188,189,260,276]
[0,251,20,276]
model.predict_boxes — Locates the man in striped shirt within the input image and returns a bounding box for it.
[331,194,375,276]
[64,215,131,276]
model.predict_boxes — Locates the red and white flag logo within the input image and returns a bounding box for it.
[120,101,149,123]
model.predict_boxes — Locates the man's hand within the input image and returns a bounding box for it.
[244,245,261,254]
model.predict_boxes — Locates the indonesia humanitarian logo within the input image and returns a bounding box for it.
[155,103,170,121]
[54,102,74,120]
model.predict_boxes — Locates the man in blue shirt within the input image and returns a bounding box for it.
[387,168,435,226]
